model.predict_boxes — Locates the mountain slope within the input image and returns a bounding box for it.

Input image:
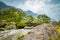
[25,10,37,18]
[0,2,37,18]
[0,2,12,9]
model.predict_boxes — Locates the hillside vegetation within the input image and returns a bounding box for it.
[0,7,51,30]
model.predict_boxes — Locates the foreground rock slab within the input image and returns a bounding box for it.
[22,24,58,40]
[0,29,30,40]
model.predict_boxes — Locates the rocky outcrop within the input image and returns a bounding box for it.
[0,29,31,40]
[5,22,16,30]
[0,19,6,28]
[22,24,58,40]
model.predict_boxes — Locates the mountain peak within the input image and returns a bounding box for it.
[26,10,33,13]
[0,2,6,5]
[0,2,11,9]
[25,10,37,18]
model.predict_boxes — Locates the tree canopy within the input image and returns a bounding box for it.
[37,14,51,23]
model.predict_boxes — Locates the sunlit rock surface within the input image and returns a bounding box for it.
[22,24,58,40]
[0,29,30,40]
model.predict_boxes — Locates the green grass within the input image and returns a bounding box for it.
[0,28,7,31]
[56,25,60,40]
[18,34,26,40]
[18,33,28,40]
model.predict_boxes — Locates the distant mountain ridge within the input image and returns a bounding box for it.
[25,10,37,18]
[0,2,12,9]
[0,2,37,17]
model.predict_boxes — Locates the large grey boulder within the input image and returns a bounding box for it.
[22,24,58,40]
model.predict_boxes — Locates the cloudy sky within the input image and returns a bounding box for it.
[0,0,60,21]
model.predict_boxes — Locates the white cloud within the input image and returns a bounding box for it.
[16,0,60,20]
[17,0,52,13]
[24,0,46,13]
